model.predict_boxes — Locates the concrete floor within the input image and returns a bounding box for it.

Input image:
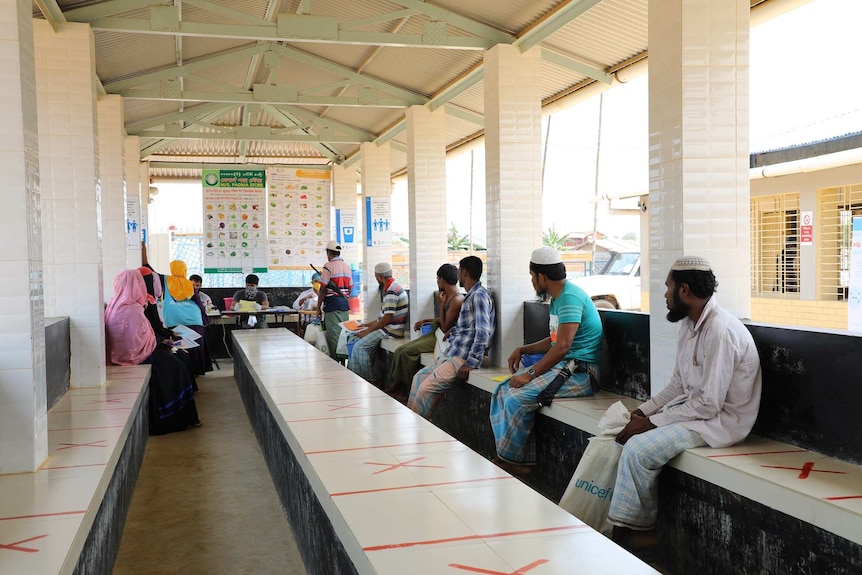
[114,361,307,575]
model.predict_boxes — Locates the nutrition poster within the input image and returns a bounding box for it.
[202,169,267,273]
[266,167,331,269]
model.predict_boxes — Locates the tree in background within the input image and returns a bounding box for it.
[542,224,566,250]
[448,222,470,251]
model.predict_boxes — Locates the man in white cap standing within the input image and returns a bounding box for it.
[317,240,354,360]
[490,246,603,476]
[348,261,409,381]
[608,256,761,559]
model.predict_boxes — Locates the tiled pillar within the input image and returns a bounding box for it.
[360,141,392,320]
[125,136,142,268]
[98,95,126,299]
[648,0,750,392]
[406,106,447,339]
[484,45,543,365]
[0,0,48,474]
[34,21,105,388]
[139,161,149,252]
[332,163,360,269]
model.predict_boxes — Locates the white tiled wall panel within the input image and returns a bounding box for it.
[124,136,142,268]
[647,0,750,393]
[0,0,48,474]
[361,142,393,320]
[484,45,543,365]
[34,20,105,389]
[407,106,447,334]
[98,96,126,300]
[333,164,360,269]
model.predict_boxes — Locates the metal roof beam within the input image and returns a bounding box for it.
[339,9,417,30]
[268,106,376,141]
[515,0,603,52]
[150,161,331,170]
[140,138,175,158]
[136,130,366,143]
[63,0,157,23]
[126,103,235,132]
[261,105,344,163]
[33,0,66,31]
[540,48,612,84]
[116,89,420,108]
[444,105,483,126]
[104,43,269,91]
[387,0,515,44]
[84,16,492,49]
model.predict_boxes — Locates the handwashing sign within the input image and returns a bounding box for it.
[365,196,391,247]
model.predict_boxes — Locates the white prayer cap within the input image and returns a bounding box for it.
[530,246,562,265]
[670,255,712,272]
[374,262,393,274]
[325,240,341,251]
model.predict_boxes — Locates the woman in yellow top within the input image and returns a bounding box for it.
[162,260,212,376]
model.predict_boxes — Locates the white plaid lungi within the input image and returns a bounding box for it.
[608,423,707,529]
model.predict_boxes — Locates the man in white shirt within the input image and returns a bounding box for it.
[609,256,762,558]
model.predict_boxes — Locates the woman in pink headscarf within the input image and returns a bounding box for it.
[105,269,202,434]
[105,269,158,365]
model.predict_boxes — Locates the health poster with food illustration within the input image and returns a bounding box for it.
[202,169,268,273]
[265,167,331,269]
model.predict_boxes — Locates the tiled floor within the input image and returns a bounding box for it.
[0,366,148,575]
[235,330,659,575]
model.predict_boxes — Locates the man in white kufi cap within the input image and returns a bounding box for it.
[317,240,354,360]
[489,246,604,476]
[348,261,409,381]
[608,255,762,558]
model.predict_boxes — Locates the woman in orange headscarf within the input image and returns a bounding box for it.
[161,260,212,376]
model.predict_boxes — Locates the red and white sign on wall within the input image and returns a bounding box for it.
[800,211,813,246]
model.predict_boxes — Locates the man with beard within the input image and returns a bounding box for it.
[608,256,761,559]
[408,256,494,417]
[232,274,269,328]
[490,246,602,476]
[348,262,409,381]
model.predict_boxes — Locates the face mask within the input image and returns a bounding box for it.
[245,286,258,299]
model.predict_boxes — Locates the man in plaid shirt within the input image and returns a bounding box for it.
[408,256,495,418]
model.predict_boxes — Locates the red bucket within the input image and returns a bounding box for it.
[223,297,234,311]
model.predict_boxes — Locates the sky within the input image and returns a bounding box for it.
[151,0,862,248]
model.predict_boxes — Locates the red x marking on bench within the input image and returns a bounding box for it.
[0,534,48,553]
[365,456,444,475]
[328,402,363,412]
[449,559,549,574]
[761,461,847,479]
[56,439,107,451]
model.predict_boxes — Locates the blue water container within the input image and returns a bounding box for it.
[521,353,545,368]
[420,323,434,336]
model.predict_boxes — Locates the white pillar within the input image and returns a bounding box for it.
[406,106,447,338]
[35,21,105,388]
[98,95,126,299]
[360,141,392,319]
[0,0,48,474]
[332,163,360,269]
[484,45,544,366]
[125,136,142,268]
[648,0,750,392]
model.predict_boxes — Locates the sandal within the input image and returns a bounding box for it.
[190,419,203,428]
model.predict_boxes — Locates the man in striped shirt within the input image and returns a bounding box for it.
[348,262,409,381]
[408,256,495,418]
[317,241,354,360]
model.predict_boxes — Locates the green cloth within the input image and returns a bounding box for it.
[324,310,349,359]
[389,321,440,388]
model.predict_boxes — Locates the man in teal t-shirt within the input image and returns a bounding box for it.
[490,246,603,475]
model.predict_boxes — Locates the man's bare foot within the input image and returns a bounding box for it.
[491,456,534,477]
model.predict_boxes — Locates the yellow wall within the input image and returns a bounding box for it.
[751,297,847,330]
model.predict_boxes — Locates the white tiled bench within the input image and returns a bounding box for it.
[0,365,150,575]
[454,368,862,550]
[232,329,658,575]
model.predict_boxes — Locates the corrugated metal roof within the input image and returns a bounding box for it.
[33,0,658,174]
